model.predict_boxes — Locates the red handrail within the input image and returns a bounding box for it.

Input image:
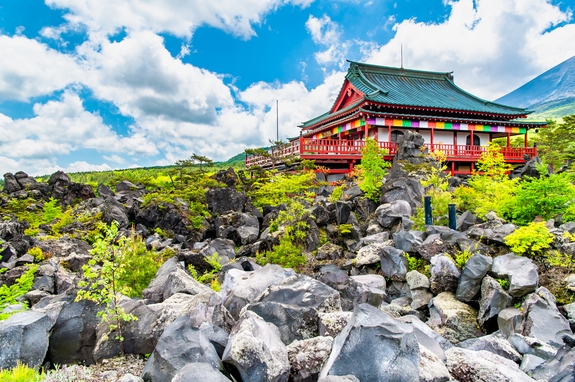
[245,140,536,168]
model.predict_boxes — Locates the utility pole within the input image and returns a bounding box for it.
[276,99,279,142]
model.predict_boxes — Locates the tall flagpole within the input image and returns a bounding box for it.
[276,99,279,142]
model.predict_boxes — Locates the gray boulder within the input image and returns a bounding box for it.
[318,265,385,311]
[47,294,103,365]
[429,255,460,294]
[418,345,450,382]
[375,200,412,229]
[215,211,259,246]
[427,292,483,344]
[522,287,573,347]
[287,336,333,382]
[172,363,230,382]
[498,308,525,338]
[379,246,409,281]
[141,315,221,382]
[222,311,290,382]
[318,312,353,338]
[508,333,558,360]
[380,177,425,211]
[335,201,351,225]
[142,257,213,304]
[491,253,538,297]
[445,347,535,382]
[220,264,296,320]
[477,275,514,329]
[456,253,492,302]
[355,242,390,267]
[458,332,522,363]
[199,238,236,264]
[246,274,341,344]
[316,243,345,261]
[206,188,246,215]
[3,172,22,193]
[393,230,424,253]
[319,304,420,381]
[456,210,477,232]
[0,311,54,369]
[398,315,452,362]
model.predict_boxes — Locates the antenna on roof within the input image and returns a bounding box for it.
[400,44,404,69]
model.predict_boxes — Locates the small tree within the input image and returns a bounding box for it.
[191,153,213,172]
[355,138,390,201]
[76,222,137,353]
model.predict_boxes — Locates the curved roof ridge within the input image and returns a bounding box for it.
[442,75,530,114]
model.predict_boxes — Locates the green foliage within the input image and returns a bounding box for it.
[504,222,554,256]
[257,201,310,269]
[404,253,429,277]
[453,250,473,269]
[115,229,167,298]
[545,250,575,269]
[256,234,307,269]
[496,278,509,290]
[338,224,353,235]
[0,362,44,381]
[510,172,575,225]
[27,247,46,262]
[454,144,519,219]
[250,170,320,207]
[354,138,390,201]
[0,264,38,320]
[76,222,138,352]
[536,115,575,171]
[188,253,223,288]
[329,186,343,203]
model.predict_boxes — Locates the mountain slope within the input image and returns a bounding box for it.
[496,56,575,109]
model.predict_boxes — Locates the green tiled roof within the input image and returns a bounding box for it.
[348,61,528,115]
[301,61,531,129]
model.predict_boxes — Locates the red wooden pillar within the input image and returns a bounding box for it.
[387,125,391,142]
[431,127,435,150]
[453,131,457,156]
[507,132,511,147]
[364,118,369,140]
[451,162,455,176]
[524,130,528,147]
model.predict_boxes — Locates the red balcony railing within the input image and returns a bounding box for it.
[245,138,536,169]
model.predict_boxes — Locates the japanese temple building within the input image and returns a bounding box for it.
[246,61,546,178]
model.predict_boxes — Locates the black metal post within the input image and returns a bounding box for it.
[424,196,432,226]
[448,204,457,230]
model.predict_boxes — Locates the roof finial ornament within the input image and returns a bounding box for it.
[400,44,404,70]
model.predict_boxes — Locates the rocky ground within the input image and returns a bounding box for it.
[1,131,575,381]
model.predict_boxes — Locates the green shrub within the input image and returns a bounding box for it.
[354,138,390,202]
[405,253,429,276]
[0,362,43,381]
[452,250,473,269]
[510,172,575,225]
[188,253,223,289]
[256,234,307,269]
[504,222,554,256]
[250,170,319,207]
[496,278,509,289]
[329,186,344,203]
[76,222,138,352]
[116,230,167,298]
[0,264,38,320]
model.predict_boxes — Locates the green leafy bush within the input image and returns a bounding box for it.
[354,138,390,202]
[504,222,554,256]
[76,222,138,352]
[404,253,429,276]
[0,362,44,381]
[510,172,575,225]
[329,186,343,203]
[0,264,38,320]
[256,234,307,269]
[250,170,319,207]
[453,250,473,269]
[188,253,223,288]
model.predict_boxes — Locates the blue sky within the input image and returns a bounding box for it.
[0,0,574,175]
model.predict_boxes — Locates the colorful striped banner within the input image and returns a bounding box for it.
[368,117,526,134]
[313,117,527,139]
